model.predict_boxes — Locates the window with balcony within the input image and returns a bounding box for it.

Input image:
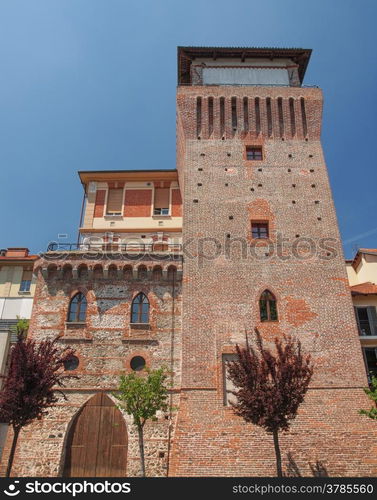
[106,188,123,215]
[354,306,377,336]
[19,270,32,292]
[153,188,170,216]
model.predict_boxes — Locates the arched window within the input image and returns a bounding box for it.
[131,293,149,324]
[68,293,87,322]
[259,290,278,322]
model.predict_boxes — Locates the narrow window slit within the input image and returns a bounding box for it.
[196,96,202,138]
[255,97,261,135]
[231,97,237,131]
[220,97,225,137]
[289,97,296,137]
[208,97,214,136]
[243,97,249,132]
[300,97,308,137]
[266,97,272,137]
[278,97,284,137]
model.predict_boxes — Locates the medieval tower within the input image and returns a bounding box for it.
[169,46,377,476]
[1,46,376,477]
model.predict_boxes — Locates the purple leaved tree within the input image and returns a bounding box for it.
[227,329,313,477]
[0,323,76,477]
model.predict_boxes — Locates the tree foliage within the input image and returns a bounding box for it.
[227,330,313,476]
[359,376,377,420]
[113,367,169,476]
[0,324,76,476]
[227,331,313,432]
[114,367,169,428]
[0,337,75,429]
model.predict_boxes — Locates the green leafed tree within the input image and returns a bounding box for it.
[359,376,377,420]
[113,367,169,477]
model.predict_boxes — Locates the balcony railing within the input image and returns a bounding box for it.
[47,242,182,253]
[178,83,319,88]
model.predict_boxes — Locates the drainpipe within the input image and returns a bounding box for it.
[166,265,176,477]
[77,187,87,246]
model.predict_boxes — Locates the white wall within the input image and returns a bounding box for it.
[0,298,34,320]
[202,67,290,85]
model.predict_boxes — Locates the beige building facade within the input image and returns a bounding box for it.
[346,249,377,380]
[0,247,38,459]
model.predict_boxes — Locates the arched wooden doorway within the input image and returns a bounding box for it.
[63,393,127,477]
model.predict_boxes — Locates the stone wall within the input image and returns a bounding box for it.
[0,255,182,477]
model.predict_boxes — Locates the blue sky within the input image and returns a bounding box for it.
[0,0,376,258]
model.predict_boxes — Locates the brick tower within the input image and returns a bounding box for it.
[170,47,377,476]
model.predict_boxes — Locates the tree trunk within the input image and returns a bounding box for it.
[6,426,20,478]
[272,428,283,477]
[137,424,146,477]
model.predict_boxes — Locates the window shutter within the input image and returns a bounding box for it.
[94,190,106,217]
[367,307,377,336]
[107,189,123,214]
[154,188,170,209]
[354,306,361,334]
[22,270,33,281]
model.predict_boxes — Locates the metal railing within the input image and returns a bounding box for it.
[178,83,319,88]
[47,242,182,253]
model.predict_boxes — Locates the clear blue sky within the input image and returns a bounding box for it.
[0,0,376,258]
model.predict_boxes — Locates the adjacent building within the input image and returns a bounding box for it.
[1,46,376,477]
[346,249,377,380]
[0,248,38,459]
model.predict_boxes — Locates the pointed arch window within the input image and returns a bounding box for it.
[259,290,278,322]
[131,293,149,324]
[68,293,87,322]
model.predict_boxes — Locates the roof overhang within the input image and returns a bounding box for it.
[78,170,178,185]
[178,46,312,85]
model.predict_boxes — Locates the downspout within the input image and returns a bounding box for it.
[77,184,87,246]
[166,265,176,476]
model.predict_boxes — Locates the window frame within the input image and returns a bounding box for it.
[362,346,377,382]
[106,187,124,216]
[19,280,31,292]
[153,207,170,216]
[19,269,32,293]
[259,290,278,322]
[246,146,263,161]
[251,222,269,240]
[67,292,87,323]
[354,306,377,336]
[131,292,150,325]
[153,187,171,216]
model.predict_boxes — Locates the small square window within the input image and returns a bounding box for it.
[251,222,269,239]
[153,208,170,216]
[246,146,263,161]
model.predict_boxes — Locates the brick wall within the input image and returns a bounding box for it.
[169,85,377,476]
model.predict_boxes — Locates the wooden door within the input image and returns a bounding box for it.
[63,393,127,477]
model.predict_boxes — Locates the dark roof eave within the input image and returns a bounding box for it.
[178,46,312,84]
[78,169,177,175]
